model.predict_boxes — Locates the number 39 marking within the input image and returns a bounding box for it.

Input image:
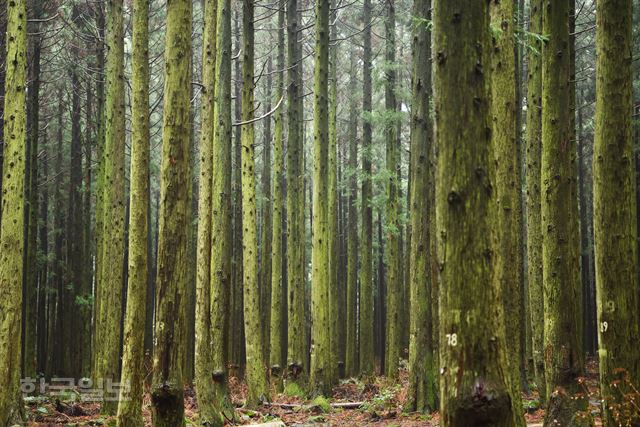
[446,333,458,346]
[600,321,608,333]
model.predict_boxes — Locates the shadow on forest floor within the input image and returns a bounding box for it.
[25,359,603,426]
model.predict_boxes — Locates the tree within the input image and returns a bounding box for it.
[23,0,43,379]
[261,55,273,365]
[194,0,222,422]
[345,47,359,378]
[95,0,126,412]
[490,0,525,421]
[383,0,400,380]
[269,1,286,389]
[541,0,581,410]
[310,0,332,396]
[241,0,270,406]
[328,0,341,384]
[0,0,27,421]
[433,0,520,424]
[593,0,640,424]
[151,0,191,422]
[210,0,234,418]
[359,0,374,377]
[525,0,545,401]
[286,0,307,388]
[407,0,436,413]
[116,0,150,422]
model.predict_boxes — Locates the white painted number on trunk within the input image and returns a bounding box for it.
[600,321,608,333]
[446,333,457,346]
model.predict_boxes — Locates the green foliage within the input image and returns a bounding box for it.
[75,293,94,307]
[284,382,306,398]
[311,396,331,413]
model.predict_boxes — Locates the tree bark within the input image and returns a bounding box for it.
[95,0,126,413]
[0,0,27,421]
[116,0,150,423]
[151,0,192,423]
[593,0,640,425]
[434,0,520,424]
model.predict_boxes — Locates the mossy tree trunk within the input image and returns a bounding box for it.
[210,0,234,418]
[230,12,245,374]
[96,0,126,413]
[151,0,191,423]
[490,0,526,422]
[116,0,150,423]
[194,0,222,423]
[327,0,340,383]
[383,0,400,380]
[241,0,270,406]
[345,48,359,378]
[286,0,307,389]
[593,0,640,425]
[359,0,374,377]
[434,0,520,424]
[0,0,27,422]
[541,0,581,404]
[261,55,273,366]
[407,0,436,413]
[525,0,545,401]
[309,0,332,397]
[269,1,286,390]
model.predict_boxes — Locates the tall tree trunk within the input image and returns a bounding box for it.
[23,4,42,379]
[269,2,286,390]
[116,0,150,423]
[568,0,584,377]
[52,89,65,377]
[345,48,359,378]
[241,0,270,406]
[490,0,525,422]
[96,0,126,412]
[286,0,307,389]
[309,0,331,396]
[327,0,340,384]
[434,0,519,424]
[151,0,191,423]
[92,1,106,378]
[37,129,49,375]
[261,55,273,366]
[210,0,235,417]
[230,11,245,374]
[525,0,545,402]
[383,0,399,380]
[67,4,85,377]
[407,0,436,413]
[194,0,223,422]
[0,0,27,421]
[359,0,374,377]
[593,1,640,425]
[541,0,581,413]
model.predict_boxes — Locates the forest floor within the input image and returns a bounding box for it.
[26,360,603,426]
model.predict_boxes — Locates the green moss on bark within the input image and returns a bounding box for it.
[593,0,640,425]
[434,0,520,424]
[116,0,150,423]
[0,0,27,422]
[151,0,192,423]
